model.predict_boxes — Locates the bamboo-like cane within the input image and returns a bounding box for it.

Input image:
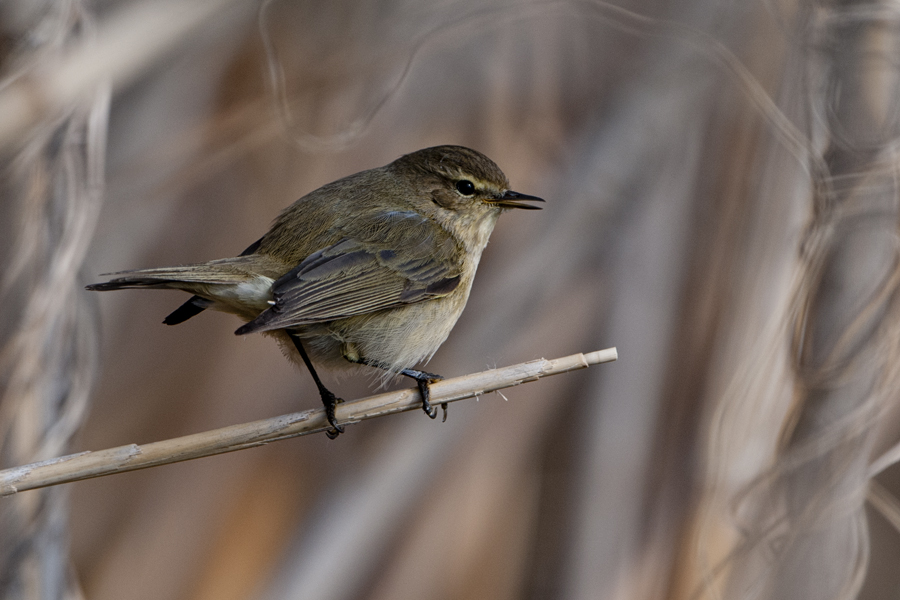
[0,348,616,496]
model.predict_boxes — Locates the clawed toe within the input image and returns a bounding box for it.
[323,391,344,438]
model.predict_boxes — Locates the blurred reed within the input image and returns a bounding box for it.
[4,1,900,600]
[0,3,106,600]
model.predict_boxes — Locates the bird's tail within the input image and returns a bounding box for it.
[86,262,258,325]
[86,262,256,292]
[85,276,180,291]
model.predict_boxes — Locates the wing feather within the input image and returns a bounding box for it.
[236,230,462,334]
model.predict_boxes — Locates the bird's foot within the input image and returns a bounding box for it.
[321,390,345,439]
[400,369,444,419]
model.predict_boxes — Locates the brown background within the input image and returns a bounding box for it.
[4,1,900,599]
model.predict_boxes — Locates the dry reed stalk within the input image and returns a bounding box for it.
[0,349,616,496]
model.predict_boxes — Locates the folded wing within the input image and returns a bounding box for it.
[236,212,462,335]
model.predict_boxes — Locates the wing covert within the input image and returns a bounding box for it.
[236,226,462,335]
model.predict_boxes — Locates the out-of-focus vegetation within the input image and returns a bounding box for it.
[3,1,900,599]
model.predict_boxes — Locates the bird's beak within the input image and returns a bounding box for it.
[488,190,545,210]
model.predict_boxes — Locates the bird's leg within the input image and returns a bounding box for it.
[399,368,445,420]
[289,334,344,438]
[346,354,444,419]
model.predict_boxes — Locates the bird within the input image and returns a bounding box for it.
[87,145,544,437]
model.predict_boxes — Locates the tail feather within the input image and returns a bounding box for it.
[90,263,254,285]
[163,295,213,325]
[159,239,264,324]
[85,265,250,325]
[86,246,282,325]
[85,277,180,291]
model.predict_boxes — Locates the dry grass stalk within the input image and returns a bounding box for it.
[0,348,616,497]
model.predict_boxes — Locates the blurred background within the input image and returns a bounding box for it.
[3,0,900,598]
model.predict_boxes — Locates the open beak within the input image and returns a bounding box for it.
[488,190,545,210]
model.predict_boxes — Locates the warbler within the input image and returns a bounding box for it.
[87,145,544,437]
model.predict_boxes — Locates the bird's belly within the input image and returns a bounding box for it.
[290,293,469,374]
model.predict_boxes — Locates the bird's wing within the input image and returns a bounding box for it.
[236,212,462,334]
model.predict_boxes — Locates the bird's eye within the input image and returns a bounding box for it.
[455,180,476,196]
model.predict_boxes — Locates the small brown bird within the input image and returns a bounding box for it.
[87,145,543,437]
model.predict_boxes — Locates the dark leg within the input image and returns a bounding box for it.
[349,356,445,420]
[289,334,343,438]
[398,368,443,420]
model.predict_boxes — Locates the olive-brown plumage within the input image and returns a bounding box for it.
[87,146,543,436]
